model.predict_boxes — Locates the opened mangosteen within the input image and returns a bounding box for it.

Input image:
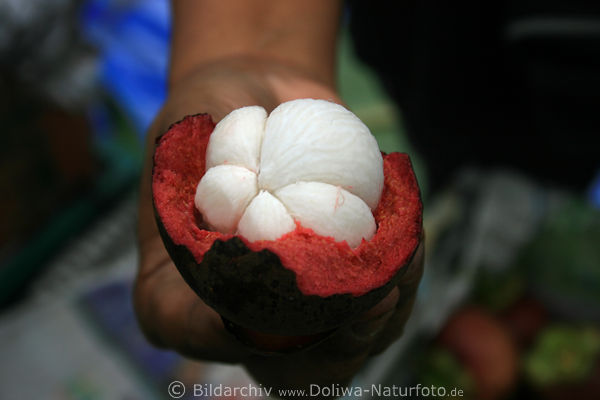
[152,99,422,336]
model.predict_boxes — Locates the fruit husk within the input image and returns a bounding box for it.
[152,113,422,336]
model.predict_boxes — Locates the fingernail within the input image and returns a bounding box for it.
[351,309,394,340]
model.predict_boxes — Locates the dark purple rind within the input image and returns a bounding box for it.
[154,211,415,335]
[155,112,211,143]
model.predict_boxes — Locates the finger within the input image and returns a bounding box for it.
[223,323,334,354]
[368,240,425,356]
[134,254,252,363]
[360,286,400,321]
[328,237,424,349]
[241,246,425,394]
[281,238,424,362]
[229,276,401,356]
[244,341,369,396]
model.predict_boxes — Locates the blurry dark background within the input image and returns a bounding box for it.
[0,0,156,308]
[0,1,599,399]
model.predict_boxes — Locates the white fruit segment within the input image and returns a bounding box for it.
[194,165,258,234]
[196,99,383,248]
[258,99,384,209]
[205,106,267,172]
[237,191,296,242]
[275,182,376,248]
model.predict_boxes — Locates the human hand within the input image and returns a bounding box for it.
[134,56,424,393]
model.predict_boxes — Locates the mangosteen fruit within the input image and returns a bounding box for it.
[152,99,422,336]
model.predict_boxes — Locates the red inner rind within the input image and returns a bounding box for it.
[153,114,422,297]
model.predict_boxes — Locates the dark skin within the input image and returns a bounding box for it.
[134,0,424,395]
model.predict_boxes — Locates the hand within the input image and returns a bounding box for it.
[134,56,424,394]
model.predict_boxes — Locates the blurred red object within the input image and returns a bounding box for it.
[438,306,518,400]
[500,296,549,350]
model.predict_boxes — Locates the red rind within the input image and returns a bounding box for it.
[153,114,422,298]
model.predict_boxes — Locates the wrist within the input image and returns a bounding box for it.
[168,0,341,90]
